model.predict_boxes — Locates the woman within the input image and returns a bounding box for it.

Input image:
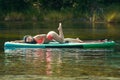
[23,23,83,44]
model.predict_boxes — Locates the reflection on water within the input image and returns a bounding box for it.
[3,48,120,77]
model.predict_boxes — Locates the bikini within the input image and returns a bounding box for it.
[47,35,69,43]
[26,37,44,44]
[27,35,53,44]
[34,37,45,44]
[46,34,53,40]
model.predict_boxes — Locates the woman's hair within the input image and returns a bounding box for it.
[23,35,32,43]
[23,35,36,44]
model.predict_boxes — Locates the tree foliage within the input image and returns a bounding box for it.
[0,0,119,22]
[0,0,31,13]
[0,0,120,14]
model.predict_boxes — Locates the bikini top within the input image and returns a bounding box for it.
[28,35,52,44]
[34,37,45,44]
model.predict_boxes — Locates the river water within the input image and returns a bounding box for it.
[0,21,120,80]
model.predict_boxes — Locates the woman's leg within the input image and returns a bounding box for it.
[46,31,64,43]
[58,23,64,40]
[64,38,83,43]
[46,23,64,43]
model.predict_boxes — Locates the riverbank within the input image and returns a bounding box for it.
[0,75,120,80]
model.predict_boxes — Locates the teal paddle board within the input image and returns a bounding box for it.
[4,41,115,49]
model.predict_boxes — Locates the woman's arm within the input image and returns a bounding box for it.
[11,40,24,43]
[33,34,46,39]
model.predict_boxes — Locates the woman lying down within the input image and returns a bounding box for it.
[13,23,83,44]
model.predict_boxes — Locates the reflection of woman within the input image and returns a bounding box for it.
[25,48,53,75]
[23,23,83,44]
[46,49,52,75]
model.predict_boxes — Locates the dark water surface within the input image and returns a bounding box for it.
[0,21,120,80]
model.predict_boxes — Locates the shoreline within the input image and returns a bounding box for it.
[0,75,120,80]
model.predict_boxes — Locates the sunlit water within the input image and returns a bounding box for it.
[0,21,120,80]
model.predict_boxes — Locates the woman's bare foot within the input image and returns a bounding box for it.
[58,22,62,31]
[76,38,83,43]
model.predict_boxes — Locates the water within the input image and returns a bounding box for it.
[0,21,120,80]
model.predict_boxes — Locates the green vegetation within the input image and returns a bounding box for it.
[104,4,120,23]
[0,0,120,23]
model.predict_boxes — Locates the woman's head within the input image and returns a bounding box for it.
[23,35,34,43]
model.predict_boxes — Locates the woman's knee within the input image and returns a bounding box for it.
[47,31,57,36]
